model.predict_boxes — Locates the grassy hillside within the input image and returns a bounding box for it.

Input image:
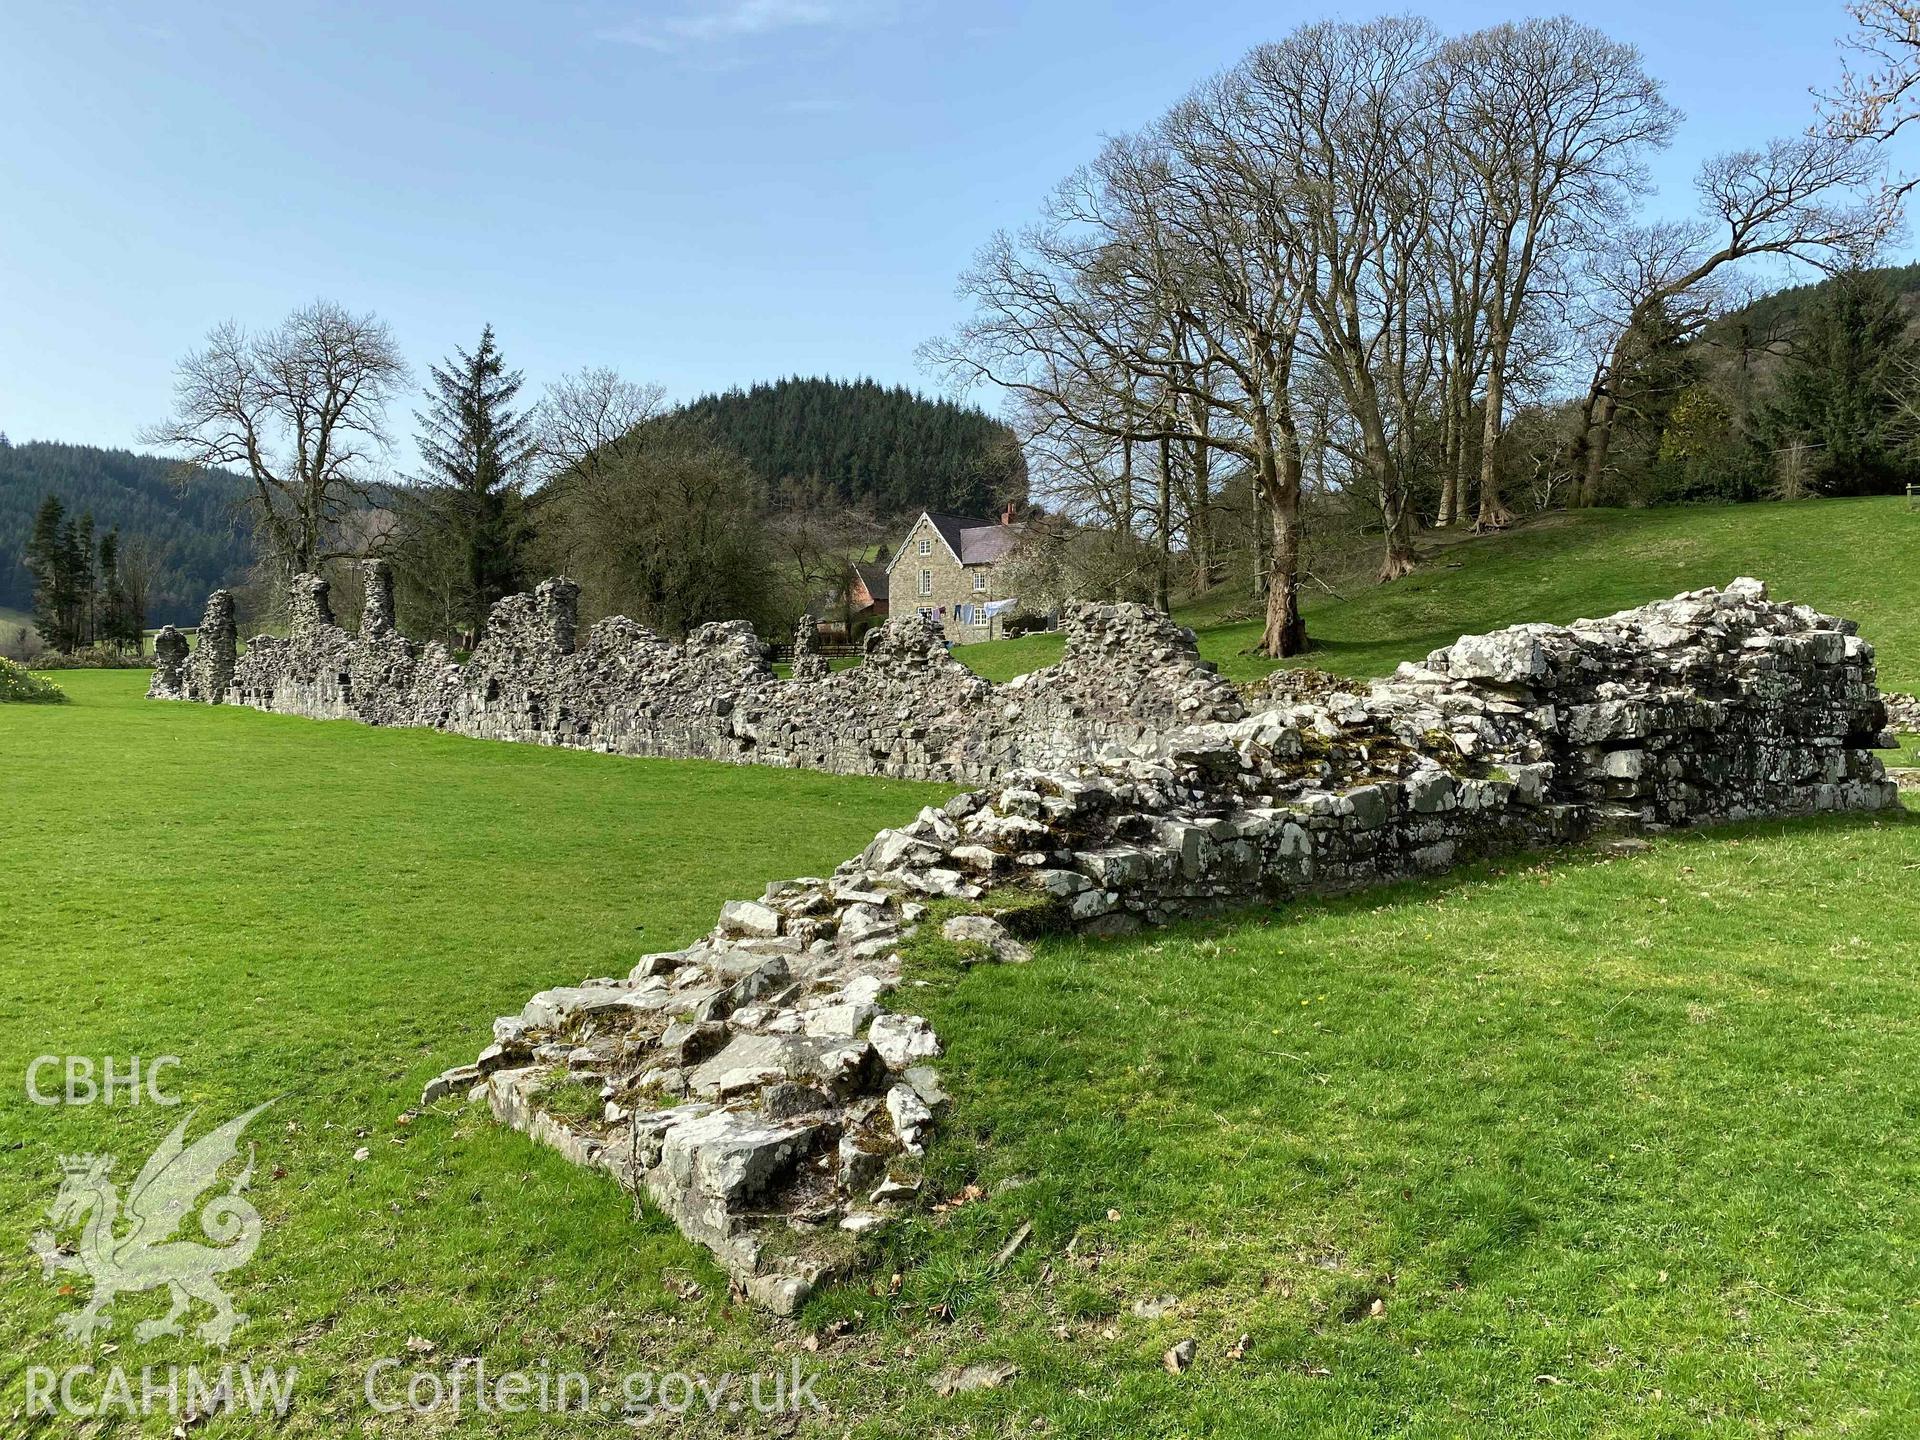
[1,673,1914,1435]
[959,497,1920,693]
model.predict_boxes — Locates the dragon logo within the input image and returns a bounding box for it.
[30,1101,273,1346]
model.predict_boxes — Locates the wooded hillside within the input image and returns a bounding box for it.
[677,377,1027,518]
[0,439,253,626]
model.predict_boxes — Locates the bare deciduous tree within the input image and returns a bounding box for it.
[143,301,407,580]
[927,122,1317,655]
[1826,1,1920,165]
[531,367,670,575]
[1434,19,1678,530]
[1236,18,1441,579]
[535,367,668,480]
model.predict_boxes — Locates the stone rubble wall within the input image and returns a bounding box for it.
[150,589,238,703]
[410,579,1898,1313]
[152,563,1244,785]
[1884,691,1920,733]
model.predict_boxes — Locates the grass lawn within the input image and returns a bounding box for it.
[957,497,1920,689]
[898,802,1920,1436]
[0,672,951,1434]
[4,672,1918,1435]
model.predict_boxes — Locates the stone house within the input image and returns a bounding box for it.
[885,508,1028,643]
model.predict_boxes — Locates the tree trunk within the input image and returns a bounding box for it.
[1252,482,1270,600]
[1261,476,1306,657]
[1379,493,1417,581]
[1568,384,1596,508]
[1360,410,1416,582]
[1155,436,1173,613]
[1579,390,1617,506]
[1254,402,1307,657]
[1474,339,1513,530]
[1187,429,1214,592]
[1436,371,1459,528]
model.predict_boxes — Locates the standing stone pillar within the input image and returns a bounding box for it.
[362,559,396,639]
[148,626,190,700]
[535,578,580,655]
[791,617,829,683]
[188,590,238,702]
[289,574,335,636]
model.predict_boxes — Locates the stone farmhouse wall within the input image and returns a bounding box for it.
[384,578,1898,1313]
[148,561,1245,784]
[889,512,1016,643]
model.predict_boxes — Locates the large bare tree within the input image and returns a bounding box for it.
[1236,18,1441,580]
[928,122,1316,656]
[1826,0,1920,167]
[531,366,669,575]
[1434,19,1678,530]
[143,301,407,580]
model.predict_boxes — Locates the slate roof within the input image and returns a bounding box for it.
[853,561,889,602]
[889,509,1030,574]
[921,512,993,561]
[956,523,1024,565]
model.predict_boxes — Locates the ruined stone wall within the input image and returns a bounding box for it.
[416,579,1899,1313]
[149,590,238,703]
[159,567,1244,785]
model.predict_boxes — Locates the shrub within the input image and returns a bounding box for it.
[0,658,69,704]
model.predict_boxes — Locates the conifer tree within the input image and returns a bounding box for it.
[1768,268,1920,495]
[25,494,71,651]
[72,510,95,647]
[410,325,537,645]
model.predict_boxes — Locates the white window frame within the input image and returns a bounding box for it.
[918,537,932,556]
[972,570,987,592]
[919,569,933,596]
[918,606,935,621]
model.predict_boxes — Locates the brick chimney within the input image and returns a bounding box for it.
[1000,502,1016,526]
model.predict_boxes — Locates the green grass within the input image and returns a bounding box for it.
[958,498,1920,689]
[893,807,1920,1436]
[0,672,951,1435]
[5,670,1918,1433]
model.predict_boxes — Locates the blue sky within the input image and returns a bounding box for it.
[0,1,1894,476]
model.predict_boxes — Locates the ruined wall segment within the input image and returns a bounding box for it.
[408,579,1897,1313]
[149,625,190,700]
[182,590,238,703]
[161,574,1238,784]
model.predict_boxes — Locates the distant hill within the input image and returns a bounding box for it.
[1704,261,1920,343]
[677,377,1027,518]
[0,439,254,627]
